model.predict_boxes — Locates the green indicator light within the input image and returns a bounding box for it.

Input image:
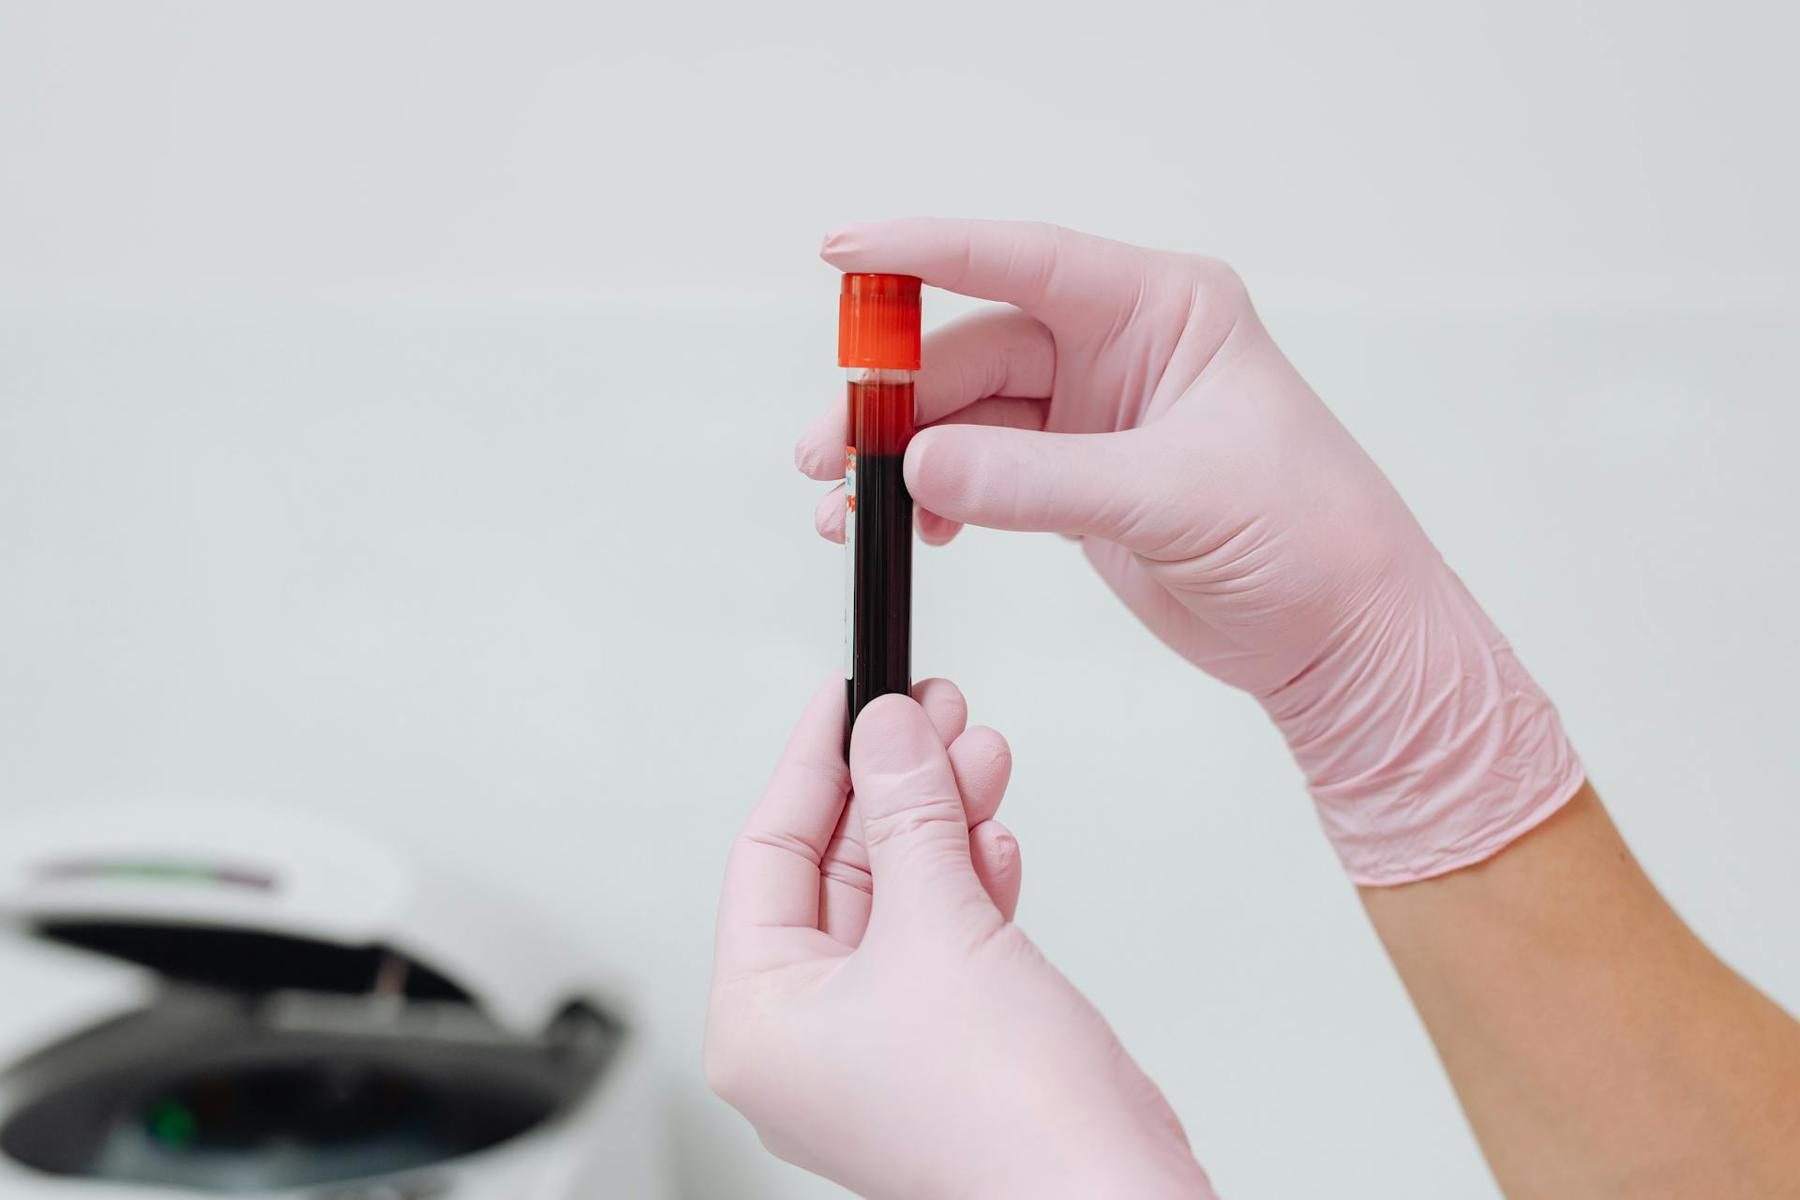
[34,857,277,891]
[146,1099,198,1147]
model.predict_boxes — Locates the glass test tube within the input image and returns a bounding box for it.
[837,273,922,745]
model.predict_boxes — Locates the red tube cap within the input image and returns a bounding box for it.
[837,273,922,370]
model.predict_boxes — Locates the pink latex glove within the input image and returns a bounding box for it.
[798,219,1584,885]
[705,678,1215,1199]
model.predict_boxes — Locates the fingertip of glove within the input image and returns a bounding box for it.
[905,426,982,519]
[850,694,938,773]
[813,489,846,543]
[915,506,961,546]
[903,425,943,485]
[820,224,865,266]
[979,823,1019,868]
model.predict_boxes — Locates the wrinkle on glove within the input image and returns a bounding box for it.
[1263,563,1584,885]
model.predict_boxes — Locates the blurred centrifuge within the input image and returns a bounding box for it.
[0,803,667,1198]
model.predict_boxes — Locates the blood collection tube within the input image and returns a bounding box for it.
[837,272,922,744]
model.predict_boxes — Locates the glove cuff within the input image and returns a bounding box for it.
[1266,566,1585,886]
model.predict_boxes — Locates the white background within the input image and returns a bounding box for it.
[2,2,1797,1196]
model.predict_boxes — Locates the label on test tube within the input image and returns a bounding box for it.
[843,446,857,679]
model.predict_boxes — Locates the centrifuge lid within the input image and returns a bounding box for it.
[0,802,606,1035]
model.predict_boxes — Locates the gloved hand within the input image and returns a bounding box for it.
[705,678,1215,1199]
[798,220,1583,885]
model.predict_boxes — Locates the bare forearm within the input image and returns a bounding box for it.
[1361,784,1800,1198]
